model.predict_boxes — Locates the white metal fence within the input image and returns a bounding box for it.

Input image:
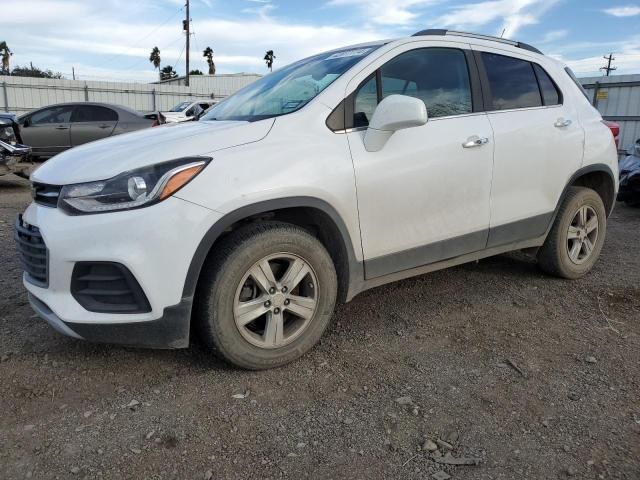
[0,74,260,115]
[581,74,640,151]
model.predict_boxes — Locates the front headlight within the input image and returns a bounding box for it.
[0,125,16,144]
[59,157,211,214]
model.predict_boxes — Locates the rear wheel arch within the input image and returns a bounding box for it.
[182,197,363,306]
[564,164,616,216]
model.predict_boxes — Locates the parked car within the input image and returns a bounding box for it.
[160,100,216,123]
[17,102,155,159]
[617,139,640,206]
[0,112,33,178]
[17,29,618,369]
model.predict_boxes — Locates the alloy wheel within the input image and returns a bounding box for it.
[233,253,319,349]
[566,205,598,265]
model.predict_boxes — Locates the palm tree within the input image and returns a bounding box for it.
[264,50,275,72]
[0,42,12,75]
[160,65,178,81]
[149,46,161,80]
[203,47,215,75]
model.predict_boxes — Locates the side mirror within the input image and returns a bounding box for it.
[363,95,427,152]
[22,118,31,128]
[185,109,194,117]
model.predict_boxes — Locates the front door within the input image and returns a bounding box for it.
[20,105,73,157]
[346,46,495,279]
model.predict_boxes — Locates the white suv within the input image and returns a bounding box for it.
[17,30,618,369]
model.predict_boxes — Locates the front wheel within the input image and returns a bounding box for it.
[195,222,338,370]
[537,186,607,279]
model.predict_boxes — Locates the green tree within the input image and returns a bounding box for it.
[160,65,178,81]
[263,49,275,72]
[189,69,203,75]
[0,41,12,75]
[149,46,161,80]
[203,46,215,75]
[11,64,64,79]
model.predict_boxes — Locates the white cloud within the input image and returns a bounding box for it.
[540,29,568,43]
[327,0,438,26]
[603,6,640,17]
[436,0,560,38]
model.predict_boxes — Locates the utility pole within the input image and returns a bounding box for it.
[184,0,190,86]
[600,53,617,77]
[72,66,75,80]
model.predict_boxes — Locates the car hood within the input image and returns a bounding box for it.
[32,118,274,185]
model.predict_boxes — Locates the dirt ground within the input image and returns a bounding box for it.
[0,174,638,480]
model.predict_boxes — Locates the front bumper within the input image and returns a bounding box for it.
[20,197,222,348]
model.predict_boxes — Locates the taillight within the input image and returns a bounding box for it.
[602,120,620,149]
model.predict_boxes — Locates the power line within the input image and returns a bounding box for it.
[98,6,184,70]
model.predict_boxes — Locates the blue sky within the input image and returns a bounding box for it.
[2,0,640,82]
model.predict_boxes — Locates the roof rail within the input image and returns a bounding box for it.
[412,29,543,55]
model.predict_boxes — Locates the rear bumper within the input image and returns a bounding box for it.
[28,292,192,349]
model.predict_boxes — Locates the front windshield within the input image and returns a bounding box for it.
[170,101,191,112]
[201,45,381,122]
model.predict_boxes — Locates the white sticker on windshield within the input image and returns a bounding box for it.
[325,48,372,60]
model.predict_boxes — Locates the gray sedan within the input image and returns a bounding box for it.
[18,102,155,159]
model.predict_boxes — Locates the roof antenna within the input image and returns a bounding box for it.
[500,28,506,38]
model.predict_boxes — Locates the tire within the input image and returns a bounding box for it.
[537,186,607,279]
[194,222,338,370]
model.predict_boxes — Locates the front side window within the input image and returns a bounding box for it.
[381,48,472,118]
[170,101,191,112]
[30,106,72,125]
[482,52,542,110]
[202,45,382,122]
[352,47,473,127]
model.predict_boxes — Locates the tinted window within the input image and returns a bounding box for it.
[482,52,542,110]
[354,75,378,128]
[30,106,72,125]
[381,48,472,118]
[71,105,118,122]
[533,64,561,105]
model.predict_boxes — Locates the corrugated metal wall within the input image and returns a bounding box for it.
[581,74,640,150]
[0,74,260,115]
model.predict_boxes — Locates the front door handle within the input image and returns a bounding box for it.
[554,118,572,128]
[55,125,69,130]
[462,136,489,148]
[98,124,111,129]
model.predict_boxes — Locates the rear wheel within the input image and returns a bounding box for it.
[195,222,337,370]
[537,186,606,279]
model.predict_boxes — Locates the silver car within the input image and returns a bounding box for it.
[18,102,155,159]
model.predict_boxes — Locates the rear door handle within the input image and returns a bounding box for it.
[554,118,572,128]
[462,136,489,148]
[98,124,111,129]
[55,125,69,130]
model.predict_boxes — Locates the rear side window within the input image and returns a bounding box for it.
[482,52,542,110]
[533,64,561,105]
[71,106,118,123]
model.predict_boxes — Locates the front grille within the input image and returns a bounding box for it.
[32,182,62,208]
[14,215,48,287]
[71,262,151,314]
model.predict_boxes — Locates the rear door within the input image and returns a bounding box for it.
[70,105,118,146]
[20,106,73,156]
[473,48,584,247]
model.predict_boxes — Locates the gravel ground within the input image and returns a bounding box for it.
[0,174,639,480]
